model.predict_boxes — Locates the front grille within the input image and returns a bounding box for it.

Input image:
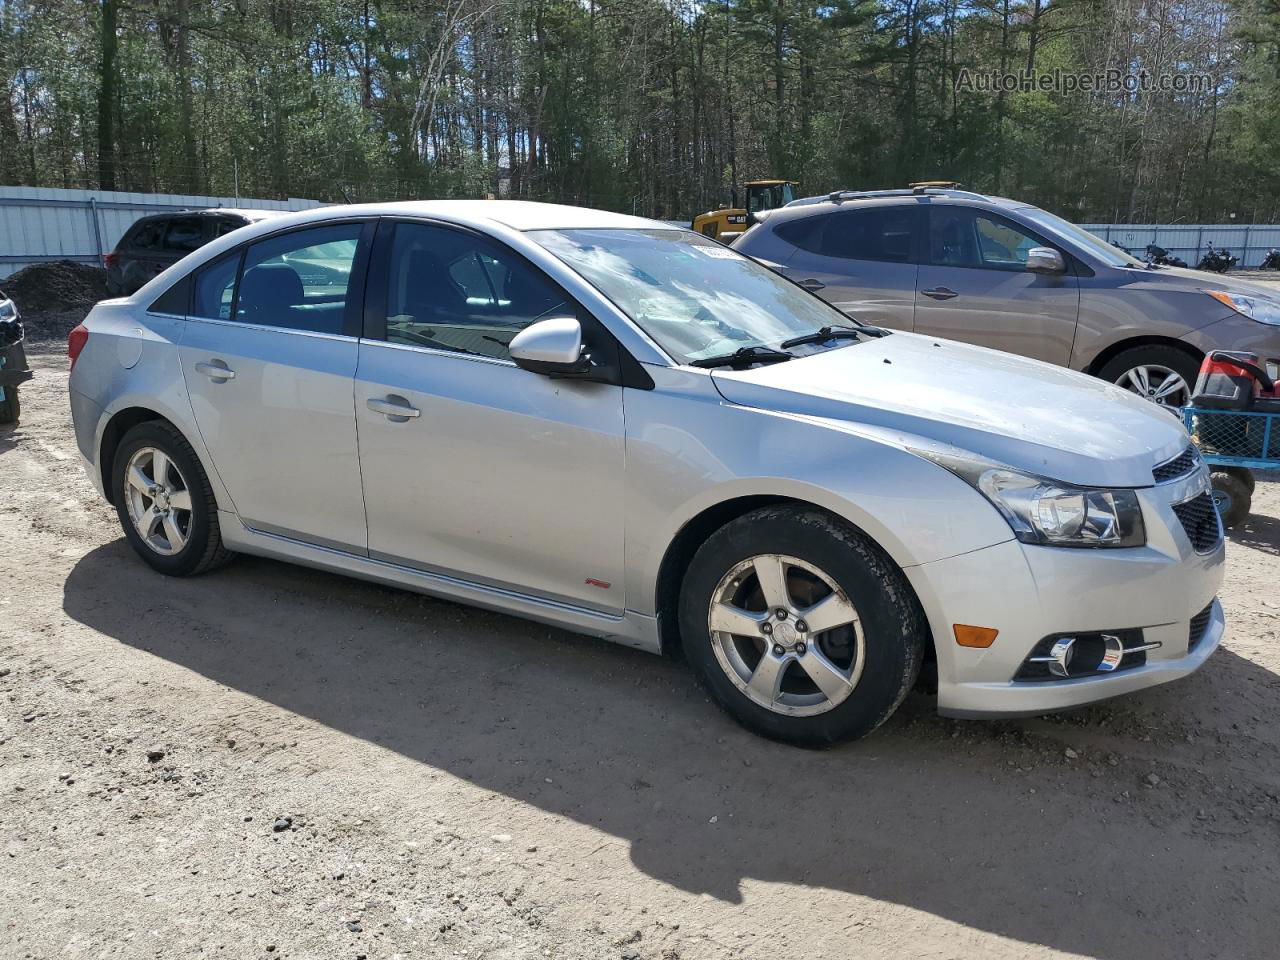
[1152,448,1198,483]
[1152,446,1199,484]
[1188,602,1214,652]
[1172,493,1223,553]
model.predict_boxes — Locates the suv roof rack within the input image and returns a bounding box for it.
[815,186,990,205]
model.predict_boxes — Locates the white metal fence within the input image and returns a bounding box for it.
[3,188,1280,278]
[1082,224,1280,269]
[0,186,324,279]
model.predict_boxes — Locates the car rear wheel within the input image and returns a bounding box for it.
[1098,346,1200,409]
[112,421,233,576]
[678,505,925,746]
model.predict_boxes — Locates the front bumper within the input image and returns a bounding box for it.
[905,475,1226,718]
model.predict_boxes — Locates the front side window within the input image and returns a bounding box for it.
[235,224,361,334]
[384,222,570,360]
[164,217,204,253]
[930,209,1047,271]
[531,228,856,365]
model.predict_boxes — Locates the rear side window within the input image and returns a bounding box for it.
[129,219,166,250]
[215,218,244,238]
[778,207,919,263]
[192,253,241,320]
[235,224,361,334]
[163,217,204,253]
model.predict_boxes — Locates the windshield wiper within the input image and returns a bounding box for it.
[690,345,795,369]
[780,325,888,349]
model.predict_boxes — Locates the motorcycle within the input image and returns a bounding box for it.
[1145,244,1188,268]
[1197,242,1238,273]
[1260,248,1280,270]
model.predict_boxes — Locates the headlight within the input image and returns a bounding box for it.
[1205,289,1280,326]
[914,449,1146,548]
[0,299,14,320]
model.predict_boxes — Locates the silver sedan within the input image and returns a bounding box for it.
[68,201,1224,744]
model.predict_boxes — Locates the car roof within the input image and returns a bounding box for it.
[758,191,1031,229]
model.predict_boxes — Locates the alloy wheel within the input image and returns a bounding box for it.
[123,446,194,556]
[1114,364,1190,407]
[707,554,865,717]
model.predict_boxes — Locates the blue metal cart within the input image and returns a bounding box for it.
[1182,406,1278,527]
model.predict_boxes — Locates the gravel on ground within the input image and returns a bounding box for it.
[2,345,1278,960]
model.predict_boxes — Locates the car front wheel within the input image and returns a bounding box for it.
[1098,345,1200,409]
[679,506,926,746]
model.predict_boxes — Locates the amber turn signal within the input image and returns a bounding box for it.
[953,624,999,648]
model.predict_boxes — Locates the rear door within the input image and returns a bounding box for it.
[353,219,626,612]
[177,220,373,552]
[913,206,1080,365]
[778,204,922,330]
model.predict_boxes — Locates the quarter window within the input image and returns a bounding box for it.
[130,220,165,250]
[383,222,570,360]
[163,217,204,253]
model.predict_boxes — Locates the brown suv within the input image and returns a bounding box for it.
[735,187,1280,407]
[105,209,278,296]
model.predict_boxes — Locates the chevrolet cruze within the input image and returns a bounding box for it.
[67,201,1225,745]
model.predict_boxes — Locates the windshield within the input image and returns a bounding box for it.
[529,228,855,364]
[1016,206,1145,268]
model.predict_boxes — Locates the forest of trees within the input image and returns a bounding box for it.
[1,0,1278,223]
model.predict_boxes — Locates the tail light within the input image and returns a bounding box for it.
[68,322,89,371]
[103,252,119,269]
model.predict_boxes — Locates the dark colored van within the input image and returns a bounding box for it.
[105,209,279,295]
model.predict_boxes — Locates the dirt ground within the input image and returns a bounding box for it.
[2,344,1279,960]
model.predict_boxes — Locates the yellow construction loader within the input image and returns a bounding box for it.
[692,179,799,242]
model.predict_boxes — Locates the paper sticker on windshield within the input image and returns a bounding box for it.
[698,245,740,259]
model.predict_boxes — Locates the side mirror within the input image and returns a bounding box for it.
[1026,247,1066,274]
[509,316,591,377]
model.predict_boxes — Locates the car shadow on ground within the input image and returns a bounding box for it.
[62,541,1277,960]
[1228,508,1280,558]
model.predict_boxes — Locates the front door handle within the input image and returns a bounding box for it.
[797,278,826,291]
[921,286,958,301]
[367,395,421,420]
[194,360,235,381]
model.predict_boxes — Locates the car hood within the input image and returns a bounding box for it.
[1131,264,1280,298]
[710,332,1189,488]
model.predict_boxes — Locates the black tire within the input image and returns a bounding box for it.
[678,505,926,746]
[1096,345,1201,409]
[1210,470,1251,529]
[111,420,233,576]
[1222,466,1256,495]
[0,385,18,424]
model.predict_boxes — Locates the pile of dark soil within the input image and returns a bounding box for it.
[2,259,109,314]
[0,260,109,342]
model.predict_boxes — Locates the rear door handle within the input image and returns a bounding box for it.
[367,395,420,420]
[797,278,826,291]
[194,360,235,381]
[921,287,958,301]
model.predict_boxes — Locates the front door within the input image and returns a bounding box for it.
[354,219,626,613]
[177,221,371,552]
[780,204,922,330]
[913,207,1080,365]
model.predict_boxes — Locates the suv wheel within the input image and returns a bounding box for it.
[112,421,233,576]
[678,506,925,746]
[1098,346,1200,408]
